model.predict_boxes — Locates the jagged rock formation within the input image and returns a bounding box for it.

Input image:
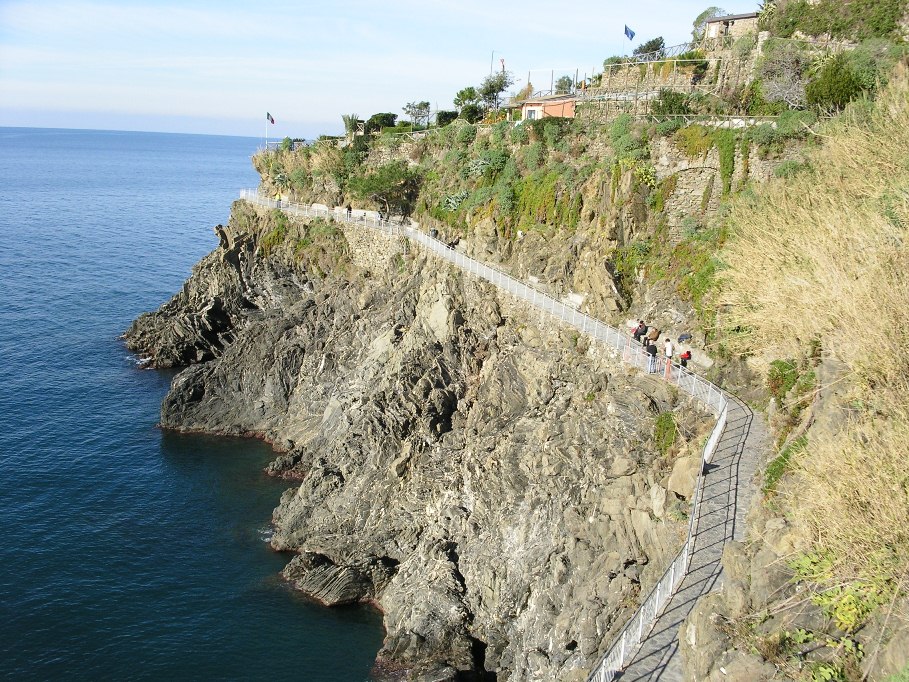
[126,201,711,680]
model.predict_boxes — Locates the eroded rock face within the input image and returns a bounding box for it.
[127,204,709,680]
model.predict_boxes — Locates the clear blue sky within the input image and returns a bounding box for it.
[0,0,758,138]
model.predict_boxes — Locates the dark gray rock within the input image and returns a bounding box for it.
[128,203,712,681]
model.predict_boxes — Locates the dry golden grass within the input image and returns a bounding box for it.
[800,409,909,579]
[721,63,909,391]
[720,61,909,599]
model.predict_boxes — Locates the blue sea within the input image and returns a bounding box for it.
[0,128,384,680]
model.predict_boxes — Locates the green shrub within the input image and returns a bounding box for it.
[463,186,494,213]
[847,38,907,91]
[768,0,909,41]
[774,159,811,178]
[522,141,544,170]
[489,120,510,146]
[541,118,571,148]
[733,34,757,59]
[651,89,691,118]
[767,359,798,403]
[436,110,458,126]
[289,167,311,192]
[746,123,784,157]
[456,125,477,145]
[260,209,289,255]
[675,125,713,158]
[510,123,529,144]
[776,109,817,138]
[763,435,806,495]
[806,54,866,113]
[494,183,515,217]
[612,240,652,295]
[715,129,736,196]
[609,114,648,161]
[656,118,684,136]
[654,412,677,455]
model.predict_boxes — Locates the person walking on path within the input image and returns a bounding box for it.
[646,340,658,373]
[663,337,674,378]
[633,320,647,343]
[346,204,352,221]
[679,349,692,368]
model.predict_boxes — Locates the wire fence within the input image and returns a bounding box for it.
[239,191,730,680]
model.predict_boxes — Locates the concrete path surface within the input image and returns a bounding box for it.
[617,397,767,681]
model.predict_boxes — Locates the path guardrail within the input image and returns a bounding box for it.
[239,191,729,680]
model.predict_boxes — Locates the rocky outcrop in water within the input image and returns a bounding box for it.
[126,201,711,680]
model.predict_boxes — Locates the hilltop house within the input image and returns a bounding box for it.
[704,11,759,39]
[519,93,576,121]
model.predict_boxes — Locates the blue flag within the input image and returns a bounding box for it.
[624,25,635,40]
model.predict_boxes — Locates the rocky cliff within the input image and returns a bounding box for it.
[126,199,712,680]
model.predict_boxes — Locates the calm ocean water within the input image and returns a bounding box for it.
[0,128,384,680]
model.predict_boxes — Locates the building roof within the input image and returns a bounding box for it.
[522,94,577,105]
[705,11,759,23]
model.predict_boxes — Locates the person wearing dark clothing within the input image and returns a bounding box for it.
[645,340,658,373]
[633,320,648,343]
[679,350,692,368]
[346,204,352,220]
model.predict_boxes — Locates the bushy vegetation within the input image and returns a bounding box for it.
[653,412,678,455]
[259,211,349,277]
[721,63,909,632]
[766,0,909,41]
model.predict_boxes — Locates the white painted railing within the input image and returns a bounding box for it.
[239,189,404,236]
[239,191,729,680]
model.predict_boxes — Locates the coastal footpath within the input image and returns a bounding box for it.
[128,56,909,682]
[127,199,714,679]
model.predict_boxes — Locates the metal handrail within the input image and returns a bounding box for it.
[238,190,730,681]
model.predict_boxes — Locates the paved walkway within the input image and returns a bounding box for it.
[617,398,767,681]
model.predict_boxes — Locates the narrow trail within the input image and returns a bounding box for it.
[615,398,766,681]
[240,192,769,681]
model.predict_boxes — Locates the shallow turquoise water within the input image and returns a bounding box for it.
[0,127,384,680]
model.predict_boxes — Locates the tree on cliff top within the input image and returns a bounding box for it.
[453,86,480,112]
[633,37,666,59]
[692,6,727,41]
[348,160,423,219]
[554,75,574,94]
[479,71,515,112]
[365,112,397,134]
[403,101,431,127]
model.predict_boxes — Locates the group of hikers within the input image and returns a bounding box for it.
[632,320,692,373]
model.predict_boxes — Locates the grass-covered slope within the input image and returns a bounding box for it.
[720,60,909,650]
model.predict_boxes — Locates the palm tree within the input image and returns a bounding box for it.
[341,113,359,137]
